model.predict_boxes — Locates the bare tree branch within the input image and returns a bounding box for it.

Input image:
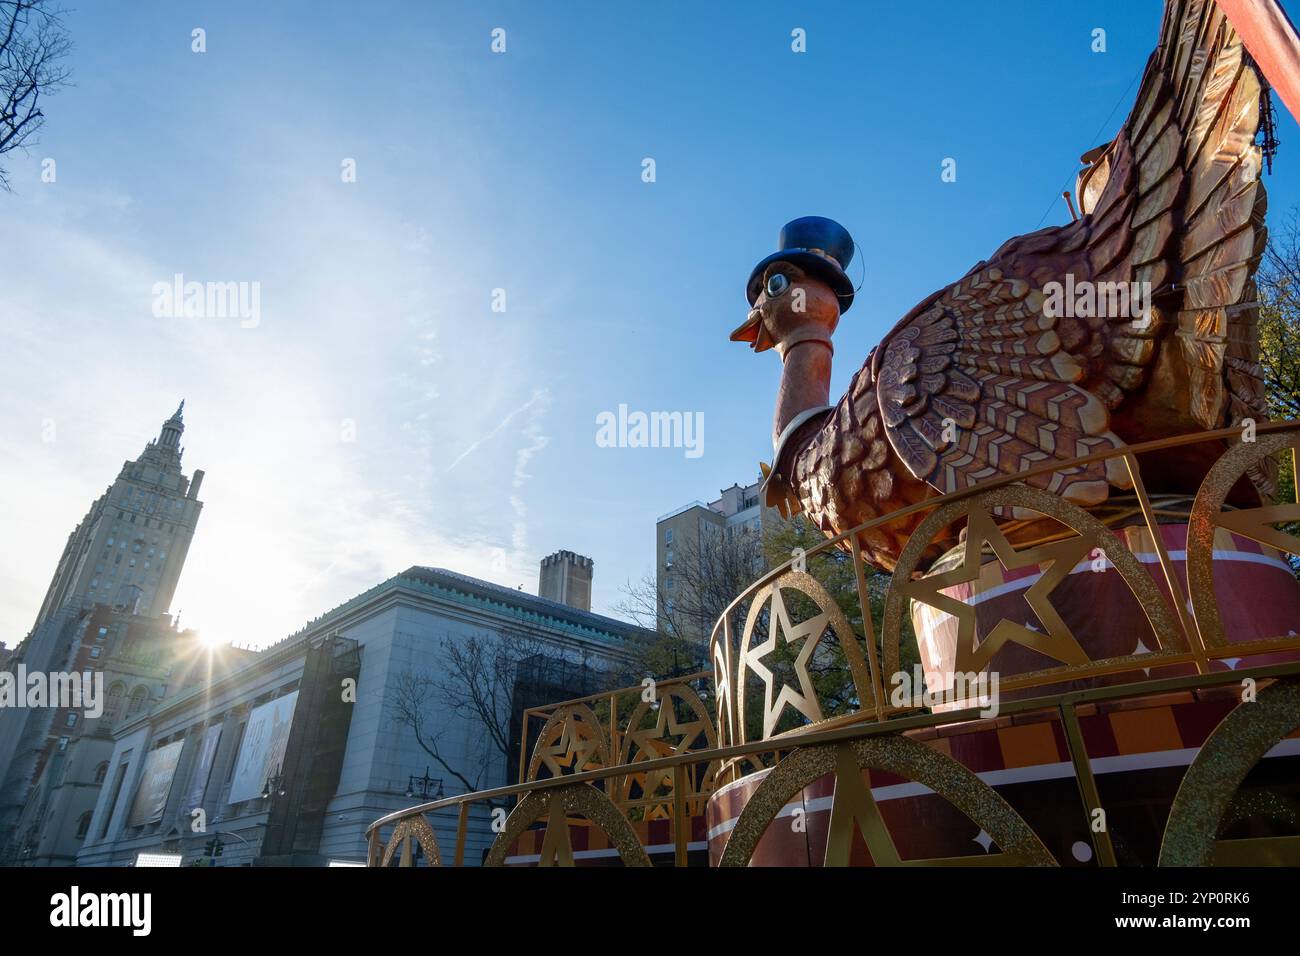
[390,628,607,796]
[0,0,70,190]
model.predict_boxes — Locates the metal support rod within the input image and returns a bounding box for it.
[454,802,469,867]
[518,708,534,786]
[1122,452,1209,671]
[1063,190,1080,222]
[850,537,887,721]
[609,693,618,776]
[1059,702,1118,867]
[673,763,689,867]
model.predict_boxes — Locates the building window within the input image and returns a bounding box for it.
[64,712,77,727]
[127,685,149,716]
[664,529,673,544]
[57,736,70,750]
[96,626,108,640]
[226,723,247,782]
[104,683,125,722]
[93,761,109,784]
[99,759,131,839]
[75,811,93,839]
[89,647,101,659]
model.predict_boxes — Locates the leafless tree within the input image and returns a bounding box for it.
[1258,207,1300,421]
[391,629,604,794]
[615,522,766,675]
[0,0,70,190]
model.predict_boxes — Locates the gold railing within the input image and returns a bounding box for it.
[517,670,719,822]
[368,423,1300,867]
[366,661,1300,866]
[710,420,1300,751]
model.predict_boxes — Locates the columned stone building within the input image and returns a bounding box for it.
[77,564,648,867]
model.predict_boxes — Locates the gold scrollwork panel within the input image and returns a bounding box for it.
[711,618,736,746]
[484,783,651,867]
[381,813,442,867]
[1159,677,1300,866]
[526,703,610,782]
[1187,433,1300,648]
[735,571,876,744]
[882,485,1184,688]
[615,683,719,815]
[717,735,1056,867]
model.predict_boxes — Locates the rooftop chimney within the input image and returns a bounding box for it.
[538,550,594,612]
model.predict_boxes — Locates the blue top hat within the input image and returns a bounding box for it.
[747,216,856,313]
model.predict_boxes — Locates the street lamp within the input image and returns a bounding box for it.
[261,765,286,799]
[405,767,443,800]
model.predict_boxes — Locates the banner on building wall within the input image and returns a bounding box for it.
[180,724,222,812]
[228,691,299,804]
[126,739,185,827]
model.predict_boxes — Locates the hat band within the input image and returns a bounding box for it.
[788,246,842,269]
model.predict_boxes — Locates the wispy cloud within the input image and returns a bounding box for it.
[0,169,554,647]
[506,390,551,553]
[446,388,549,474]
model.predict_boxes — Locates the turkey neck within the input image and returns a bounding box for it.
[772,335,833,448]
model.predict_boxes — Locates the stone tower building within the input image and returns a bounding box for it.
[538,550,594,612]
[29,402,204,631]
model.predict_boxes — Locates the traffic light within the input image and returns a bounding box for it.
[204,837,224,858]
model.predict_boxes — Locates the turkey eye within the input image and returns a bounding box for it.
[766,273,790,297]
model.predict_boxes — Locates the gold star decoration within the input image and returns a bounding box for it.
[744,586,830,738]
[900,508,1093,678]
[623,694,711,812]
[1215,503,1300,556]
[535,707,605,777]
[626,696,707,765]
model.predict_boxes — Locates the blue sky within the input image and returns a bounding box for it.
[2,0,1298,647]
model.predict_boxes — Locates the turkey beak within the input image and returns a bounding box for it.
[730,307,774,352]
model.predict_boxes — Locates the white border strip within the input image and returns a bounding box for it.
[955,549,1293,608]
[506,840,709,865]
[705,737,1300,841]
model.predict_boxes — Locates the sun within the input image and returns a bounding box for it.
[196,629,228,650]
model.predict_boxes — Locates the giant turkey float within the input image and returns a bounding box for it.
[369,0,1300,868]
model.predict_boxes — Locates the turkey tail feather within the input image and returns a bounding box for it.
[1087,0,1270,438]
